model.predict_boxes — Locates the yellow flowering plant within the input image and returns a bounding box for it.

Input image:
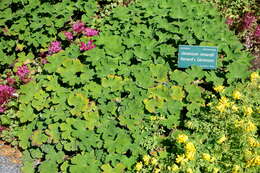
[136,73,260,173]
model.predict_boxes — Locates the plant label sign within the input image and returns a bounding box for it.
[178,45,218,69]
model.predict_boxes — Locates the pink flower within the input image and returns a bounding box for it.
[83,28,99,37]
[242,13,256,30]
[64,31,73,40]
[6,77,16,86]
[225,17,233,26]
[0,106,5,113]
[80,40,96,51]
[0,125,6,131]
[0,85,15,108]
[254,25,260,38]
[16,65,30,80]
[48,41,62,54]
[72,21,85,33]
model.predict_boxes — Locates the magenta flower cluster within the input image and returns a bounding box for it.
[48,41,62,54]
[0,85,15,113]
[254,25,260,38]
[16,64,31,84]
[225,17,234,26]
[16,65,30,80]
[64,31,74,40]
[242,13,256,30]
[83,28,99,37]
[71,21,99,51]
[72,21,99,37]
[0,64,31,113]
[72,21,85,33]
[80,40,96,51]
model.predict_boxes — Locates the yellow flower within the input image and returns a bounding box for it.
[186,168,193,173]
[151,158,158,165]
[213,167,219,173]
[232,90,242,100]
[234,120,243,128]
[143,155,150,165]
[175,154,188,165]
[231,165,240,173]
[250,72,259,81]
[216,103,226,113]
[246,156,260,167]
[244,149,253,159]
[153,168,160,173]
[216,96,230,112]
[185,151,195,160]
[254,156,260,165]
[231,105,239,112]
[214,85,225,93]
[244,121,257,133]
[202,153,211,161]
[220,96,229,105]
[247,137,259,147]
[170,164,179,171]
[150,116,157,121]
[185,142,196,153]
[176,134,188,143]
[243,107,253,116]
[217,135,227,144]
[135,162,143,171]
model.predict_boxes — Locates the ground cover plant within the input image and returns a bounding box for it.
[0,0,259,172]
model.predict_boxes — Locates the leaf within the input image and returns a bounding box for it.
[38,160,58,173]
[114,131,132,154]
[170,86,185,101]
[17,104,36,123]
[226,61,251,84]
[44,53,66,73]
[101,163,125,173]
[184,84,203,103]
[83,111,100,130]
[101,164,113,173]
[45,151,65,164]
[150,64,169,82]
[143,98,163,113]
[18,125,34,149]
[56,59,85,86]
[170,70,193,86]
[67,92,96,116]
[132,66,154,88]
[31,130,48,147]
[29,148,43,159]
[19,81,40,104]
[101,75,126,91]
[45,123,60,144]
[134,46,149,60]
[21,161,35,173]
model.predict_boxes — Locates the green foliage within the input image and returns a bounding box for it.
[200,0,258,18]
[0,0,98,66]
[0,0,256,172]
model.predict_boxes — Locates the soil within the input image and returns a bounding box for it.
[0,141,22,164]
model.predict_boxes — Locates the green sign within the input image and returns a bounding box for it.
[178,45,218,69]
